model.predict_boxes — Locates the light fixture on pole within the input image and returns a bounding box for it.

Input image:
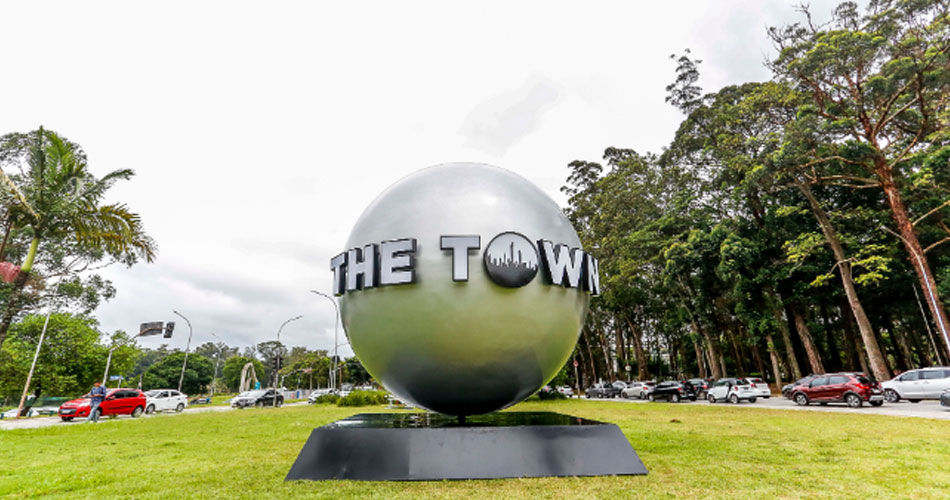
[880,225,950,360]
[174,310,194,393]
[275,315,303,393]
[310,290,341,391]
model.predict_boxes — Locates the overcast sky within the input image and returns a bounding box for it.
[1,1,845,357]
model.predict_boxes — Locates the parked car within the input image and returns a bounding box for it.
[556,385,574,397]
[782,375,817,399]
[230,389,284,409]
[58,388,147,421]
[144,389,189,414]
[881,367,950,403]
[611,380,627,392]
[687,378,710,398]
[648,381,697,402]
[706,378,757,404]
[308,388,336,404]
[941,389,950,409]
[621,381,655,399]
[745,377,771,399]
[585,383,621,399]
[790,373,884,408]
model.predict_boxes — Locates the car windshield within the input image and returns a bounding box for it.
[748,378,765,384]
[144,390,161,397]
[857,376,872,385]
[239,391,265,398]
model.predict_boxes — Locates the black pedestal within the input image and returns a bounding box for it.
[285,412,647,481]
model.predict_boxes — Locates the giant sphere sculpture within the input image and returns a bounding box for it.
[336,163,594,415]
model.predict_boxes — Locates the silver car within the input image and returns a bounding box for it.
[621,381,655,399]
[882,367,950,402]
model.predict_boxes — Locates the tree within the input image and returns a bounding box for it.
[0,313,136,398]
[769,0,950,357]
[0,129,157,350]
[141,352,213,395]
[221,356,265,392]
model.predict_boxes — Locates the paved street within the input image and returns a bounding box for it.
[0,401,307,431]
[590,394,950,420]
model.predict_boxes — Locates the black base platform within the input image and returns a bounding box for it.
[285,411,648,481]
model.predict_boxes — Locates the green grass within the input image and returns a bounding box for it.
[1,400,948,499]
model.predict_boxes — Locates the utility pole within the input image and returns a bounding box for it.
[174,310,194,393]
[209,331,224,397]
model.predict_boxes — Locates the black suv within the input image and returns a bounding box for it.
[648,381,697,402]
[585,383,621,399]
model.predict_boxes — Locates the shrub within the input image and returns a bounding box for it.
[337,390,388,407]
[535,387,567,400]
[311,393,340,405]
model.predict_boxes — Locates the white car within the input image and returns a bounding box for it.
[745,377,771,399]
[882,367,950,402]
[706,378,757,403]
[621,381,655,399]
[144,389,189,414]
[556,385,574,396]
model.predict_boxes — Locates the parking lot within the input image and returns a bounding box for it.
[595,394,950,420]
[0,401,308,431]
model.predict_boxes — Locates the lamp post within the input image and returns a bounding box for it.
[102,330,149,387]
[209,331,224,397]
[310,290,341,391]
[174,310,194,393]
[275,315,303,392]
[880,225,950,361]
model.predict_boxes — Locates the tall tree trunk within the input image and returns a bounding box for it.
[768,290,802,380]
[751,343,767,381]
[819,302,843,372]
[791,304,824,374]
[597,326,614,381]
[688,315,723,379]
[796,180,890,381]
[765,334,784,391]
[615,318,625,379]
[886,314,914,371]
[625,316,649,381]
[693,339,707,379]
[875,161,950,360]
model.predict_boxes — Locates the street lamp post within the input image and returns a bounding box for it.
[880,225,950,361]
[174,310,194,393]
[275,315,303,395]
[209,331,224,397]
[310,290,341,391]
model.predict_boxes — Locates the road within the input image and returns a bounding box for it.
[588,394,950,420]
[0,401,307,431]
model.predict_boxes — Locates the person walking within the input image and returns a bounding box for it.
[85,381,107,423]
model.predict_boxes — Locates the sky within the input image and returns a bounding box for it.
[0,1,846,357]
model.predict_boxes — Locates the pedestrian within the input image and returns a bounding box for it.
[85,381,107,423]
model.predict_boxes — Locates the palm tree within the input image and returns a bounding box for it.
[0,128,157,349]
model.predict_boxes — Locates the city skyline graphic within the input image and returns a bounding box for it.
[483,232,538,288]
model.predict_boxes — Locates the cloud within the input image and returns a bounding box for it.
[459,75,561,156]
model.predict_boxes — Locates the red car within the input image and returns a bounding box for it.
[790,373,884,408]
[58,388,147,421]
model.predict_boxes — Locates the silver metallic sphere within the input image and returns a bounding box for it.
[340,163,589,415]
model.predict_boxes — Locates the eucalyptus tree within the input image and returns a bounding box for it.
[769,0,950,357]
[0,128,156,350]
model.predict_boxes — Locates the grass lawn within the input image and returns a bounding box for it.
[1,399,948,499]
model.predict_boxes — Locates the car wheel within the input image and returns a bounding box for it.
[909,399,921,403]
[729,394,739,404]
[671,394,680,403]
[61,417,73,422]
[648,394,655,402]
[621,392,628,399]
[749,397,756,404]
[845,393,863,408]
[255,400,264,408]
[884,389,900,403]
[132,406,144,418]
[145,404,155,415]
[707,394,716,403]
[176,403,184,412]
[869,400,883,407]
